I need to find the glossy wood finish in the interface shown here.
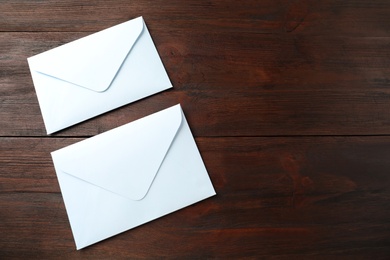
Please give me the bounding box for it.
[1,1,389,258]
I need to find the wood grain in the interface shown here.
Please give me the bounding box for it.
[1,137,389,258]
[1,0,390,258]
[1,31,390,136]
[1,0,390,37]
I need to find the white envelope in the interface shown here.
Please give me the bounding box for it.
[51,104,216,249]
[27,16,172,134]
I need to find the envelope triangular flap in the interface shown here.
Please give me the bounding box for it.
[56,105,183,200]
[29,16,144,92]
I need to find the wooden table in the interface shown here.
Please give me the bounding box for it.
[1,1,390,258]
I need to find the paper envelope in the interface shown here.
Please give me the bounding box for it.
[27,16,172,134]
[51,104,216,249]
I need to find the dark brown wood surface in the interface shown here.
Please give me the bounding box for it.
[1,0,389,258]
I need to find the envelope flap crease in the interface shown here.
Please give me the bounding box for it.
[55,105,183,201]
[28,17,144,92]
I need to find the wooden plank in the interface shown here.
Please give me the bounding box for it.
[1,32,390,136]
[0,137,389,257]
[1,0,390,37]
[3,88,390,137]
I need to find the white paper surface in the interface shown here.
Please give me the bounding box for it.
[28,16,172,134]
[51,104,216,249]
